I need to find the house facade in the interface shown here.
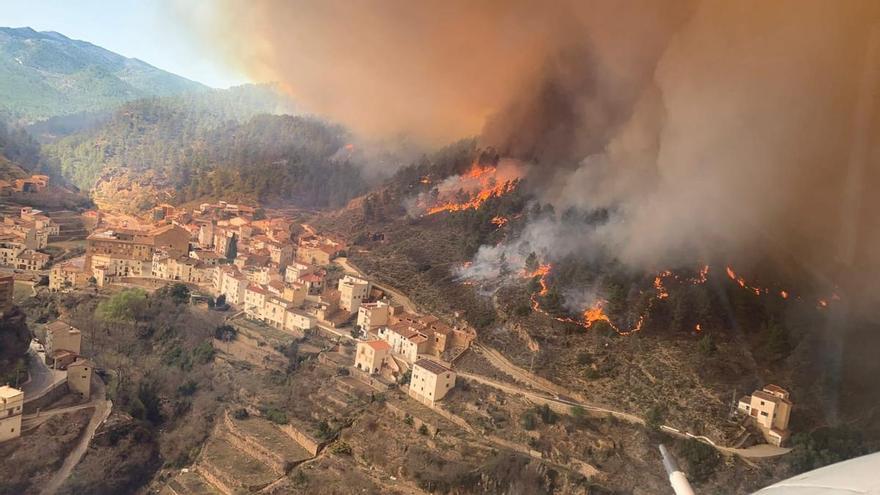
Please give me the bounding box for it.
[738,384,793,446]
[408,359,456,407]
[355,340,391,375]
[0,386,23,442]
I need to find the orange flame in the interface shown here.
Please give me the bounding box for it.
[654,270,673,299]
[653,266,707,300]
[727,264,834,308]
[523,263,647,336]
[425,163,519,215]
[491,216,509,228]
[695,323,702,333]
[696,265,710,283]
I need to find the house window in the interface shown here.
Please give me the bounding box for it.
[761,411,768,416]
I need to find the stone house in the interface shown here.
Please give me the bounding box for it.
[67,359,93,400]
[377,323,429,363]
[44,320,81,364]
[738,384,793,446]
[0,385,23,442]
[355,340,391,375]
[357,301,390,331]
[408,359,456,407]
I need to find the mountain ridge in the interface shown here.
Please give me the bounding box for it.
[0,26,209,122]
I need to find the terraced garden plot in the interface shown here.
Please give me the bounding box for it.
[162,470,222,495]
[231,416,313,464]
[200,437,278,489]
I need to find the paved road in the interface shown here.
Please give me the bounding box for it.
[41,379,112,495]
[334,257,419,313]
[21,401,97,431]
[21,342,67,402]
[457,371,645,425]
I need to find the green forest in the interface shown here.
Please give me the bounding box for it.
[38,88,366,209]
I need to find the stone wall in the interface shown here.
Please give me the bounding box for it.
[221,412,287,473]
[22,380,68,413]
[384,401,444,437]
[278,422,325,456]
[195,464,234,495]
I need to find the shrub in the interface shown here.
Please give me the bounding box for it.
[292,470,307,486]
[330,441,352,455]
[404,414,414,426]
[788,426,868,474]
[213,325,237,342]
[232,408,249,420]
[521,412,537,431]
[176,380,197,396]
[264,407,289,425]
[192,341,215,364]
[418,424,429,435]
[576,352,593,366]
[399,370,411,385]
[317,420,333,440]
[161,283,191,305]
[698,334,717,356]
[537,404,557,425]
[680,439,720,483]
[646,405,665,432]
[97,288,147,322]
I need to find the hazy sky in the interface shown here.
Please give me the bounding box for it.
[0,0,247,88]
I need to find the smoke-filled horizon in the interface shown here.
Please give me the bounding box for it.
[202,0,880,310]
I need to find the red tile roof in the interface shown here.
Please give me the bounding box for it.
[364,340,391,351]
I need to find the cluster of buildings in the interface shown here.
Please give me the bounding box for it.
[352,296,473,407]
[737,384,793,446]
[52,201,310,289]
[0,207,56,272]
[353,339,457,407]
[0,174,50,195]
[48,201,361,332]
[357,303,474,363]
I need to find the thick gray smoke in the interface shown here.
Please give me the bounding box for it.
[199,0,880,309]
[484,1,880,311]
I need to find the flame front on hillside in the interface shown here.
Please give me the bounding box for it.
[519,263,813,336]
[412,160,524,216]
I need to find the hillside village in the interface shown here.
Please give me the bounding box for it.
[0,191,805,495]
[3,9,879,493]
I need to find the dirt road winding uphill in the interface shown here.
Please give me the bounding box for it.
[40,380,112,495]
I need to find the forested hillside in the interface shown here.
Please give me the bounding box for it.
[0,116,40,169]
[0,27,207,121]
[42,89,366,211]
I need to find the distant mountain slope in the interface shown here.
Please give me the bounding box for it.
[43,91,364,213]
[0,27,208,122]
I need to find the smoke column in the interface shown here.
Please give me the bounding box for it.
[198,0,880,309]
